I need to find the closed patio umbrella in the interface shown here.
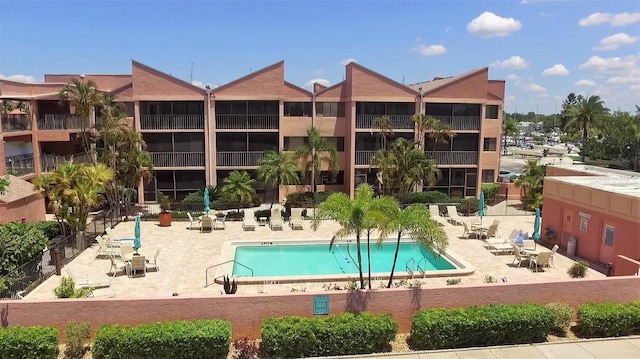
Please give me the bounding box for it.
[478,191,485,225]
[204,188,210,215]
[533,208,541,240]
[133,214,141,254]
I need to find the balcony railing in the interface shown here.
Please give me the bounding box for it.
[5,154,35,176]
[151,152,205,167]
[355,151,378,166]
[215,114,279,130]
[425,151,478,165]
[1,114,31,132]
[41,152,92,172]
[431,116,480,131]
[37,114,87,130]
[140,114,204,130]
[216,151,265,167]
[355,115,414,130]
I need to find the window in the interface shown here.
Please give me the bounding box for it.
[481,170,495,183]
[483,138,497,151]
[452,133,479,151]
[320,170,344,185]
[284,137,308,151]
[486,105,499,119]
[326,137,345,152]
[316,102,345,117]
[284,102,312,116]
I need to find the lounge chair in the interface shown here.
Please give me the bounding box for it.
[270,208,284,230]
[200,216,213,233]
[127,256,146,278]
[64,268,111,289]
[187,212,201,230]
[429,205,448,226]
[120,243,135,261]
[289,208,304,230]
[95,236,118,259]
[511,244,532,268]
[146,249,160,272]
[530,251,552,271]
[484,229,518,255]
[214,215,226,230]
[107,253,127,277]
[446,206,464,226]
[242,211,257,231]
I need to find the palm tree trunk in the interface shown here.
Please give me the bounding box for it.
[386,231,402,288]
[366,232,372,289]
[356,234,364,289]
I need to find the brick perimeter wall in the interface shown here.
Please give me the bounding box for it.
[3,277,639,340]
[0,195,46,224]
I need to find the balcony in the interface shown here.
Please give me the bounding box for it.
[216,151,265,167]
[355,151,378,166]
[425,151,478,165]
[41,152,92,172]
[5,154,35,176]
[140,114,204,130]
[1,114,31,132]
[215,114,278,130]
[355,115,414,130]
[431,116,480,131]
[37,114,87,130]
[151,152,205,167]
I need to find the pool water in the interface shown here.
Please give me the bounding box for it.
[232,241,456,277]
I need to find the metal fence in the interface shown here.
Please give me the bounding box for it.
[0,209,120,300]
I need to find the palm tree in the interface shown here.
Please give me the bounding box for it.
[560,93,584,129]
[294,127,338,194]
[428,120,456,154]
[515,159,546,211]
[374,115,394,150]
[0,100,16,114]
[564,95,609,162]
[502,116,519,154]
[412,114,436,150]
[59,79,101,153]
[257,150,300,207]
[362,195,398,288]
[221,171,257,212]
[384,203,448,288]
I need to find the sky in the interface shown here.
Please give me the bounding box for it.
[0,0,639,115]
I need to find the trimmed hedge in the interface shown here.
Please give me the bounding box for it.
[261,312,398,358]
[401,191,451,205]
[92,319,231,359]
[576,302,640,337]
[410,304,554,350]
[0,325,58,359]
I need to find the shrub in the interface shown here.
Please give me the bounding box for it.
[545,303,575,332]
[254,209,271,219]
[286,191,335,207]
[92,319,231,359]
[576,303,638,337]
[446,278,462,285]
[0,222,50,276]
[53,277,93,299]
[34,221,61,240]
[261,312,398,358]
[481,183,501,200]
[225,211,244,220]
[456,198,479,215]
[410,304,554,350]
[64,321,91,358]
[0,325,59,359]
[568,260,589,278]
[232,337,259,359]
[401,191,451,204]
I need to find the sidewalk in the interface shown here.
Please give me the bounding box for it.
[320,337,640,359]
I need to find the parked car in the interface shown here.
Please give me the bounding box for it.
[498,170,519,183]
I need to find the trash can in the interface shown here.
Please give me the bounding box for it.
[567,237,577,257]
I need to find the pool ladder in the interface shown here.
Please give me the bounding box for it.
[406,257,428,278]
[204,260,254,288]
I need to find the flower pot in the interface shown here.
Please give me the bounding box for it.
[158,212,173,227]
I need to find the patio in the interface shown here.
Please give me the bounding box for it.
[25,213,604,300]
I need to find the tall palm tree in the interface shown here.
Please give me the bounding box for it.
[59,79,101,153]
[221,171,257,212]
[502,116,519,154]
[374,115,394,150]
[257,150,300,207]
[411,114,436,151]
[383,203,448,288]
[428,120,456,154]
[564,95,609,162]
[294,127,338,194]
[362,195,398,288]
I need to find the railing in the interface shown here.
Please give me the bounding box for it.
[1,114,31,132]
[431,116,480,131]
[355,114,414,129]
[140,114,204,130]
[425,151,478,165]
[216,151,265,167]
[205,260,254,287]
[355,151,378,166]
[151,152,205,167]
[215,114,279,130]
[41,152,91,172]
[5,154,35,176]
[37,114,87,130]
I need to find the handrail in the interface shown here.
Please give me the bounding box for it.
[345,241,361,271]
[406,257,415,278]
[416,257,427,277]
[205,260,254,287]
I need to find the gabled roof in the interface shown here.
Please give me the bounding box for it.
[212,61,285,94]
[409,67,488,94]
[488,91,503,100]
[313,83,327,93]
[284,81,312,96]
[0,175,39,203]
[348,62,419,96]
[131,60,205,94]
[316,81,345,96]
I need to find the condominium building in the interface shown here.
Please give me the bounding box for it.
[0,61,504,203]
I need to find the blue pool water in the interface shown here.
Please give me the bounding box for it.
[232,241,456,277]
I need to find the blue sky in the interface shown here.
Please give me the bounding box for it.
[0,0,638,114]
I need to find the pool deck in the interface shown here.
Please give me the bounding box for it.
[26,214,604,300]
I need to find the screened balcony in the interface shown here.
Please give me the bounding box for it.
[355,102,415,130]
[41,152,91,172]
[143,133,205,167]
[425,151,478,165]
[215,101,279,130]
[5,154,35,176]
[1,114,31,132]
[139,101,205,130]
[151,152,205,167]
[354,132,414,166]
[216,132,277,167]
[426,103,481,131]
[37,114,87,130]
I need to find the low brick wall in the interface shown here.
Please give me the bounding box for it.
[3,277,639,339]
[615,255,640,276]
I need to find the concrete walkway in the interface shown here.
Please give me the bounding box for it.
[320,337,640,359]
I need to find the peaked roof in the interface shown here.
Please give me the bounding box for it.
[212,61,285,94]
[316,81,345,96]
[0,175,39,203]
[348,62,419,96]
[131,60,205,94]
[408,67,488,94]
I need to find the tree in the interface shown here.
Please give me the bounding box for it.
[59,79,101,153]
[257,150,300,207]
[294,127,338,194]
[412,114,436,151]
[0,176,9,194]
[428,120,456,153]
[374,115,394,150]
[582,109,640,171]
[560,93,584,130]
[221,171,257,212]
[362,194,397,289]
[502,116,519,154]
[0,100,16,114]
[514,159,546,211]
[564,95,609,162]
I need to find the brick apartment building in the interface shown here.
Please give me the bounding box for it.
[0,61,504,203]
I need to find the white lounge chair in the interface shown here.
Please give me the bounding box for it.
[64,268,111,289]
[95,236,118,259]
[429,205,448,226]
[289,208,304,230]
[214,215,226,230]
[187,212,201,230]
[512,244,532,268]
[146,249,160,272]
[446,206,464,226]
[242,211,256,231]
[270,208,284,230]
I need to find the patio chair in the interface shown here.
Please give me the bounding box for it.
[242,211,256,231]
[511,244,532,268]
[428,205,448,226]
[120,243,135,261]
[461,221,472,239]
[270,208,284,230]
[146,249,160,272]
[522,239,536,251]
[95,236,118,259]
[483,224,498,239]
[127,256,146,278]
[107,253,127,277]
[214,215,226,230]
[187,212,201,230]
[289,208,304,230]
[446,206,464,226]
[549,244,559,268]
[491,219,501,227]
[64,268,111,289]
[530,251,552,271]
[200,216,213,233]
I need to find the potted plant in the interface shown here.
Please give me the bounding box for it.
[157,192,172,227]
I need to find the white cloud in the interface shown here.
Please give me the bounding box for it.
[506,74,521,80]
[191,80,217,89]
[0,74,37,83]
[506,95,517,102]
[575,79,596,87]
[491,56,530,69]
[579,12,640,27]
[593,32,638,51]
[410,44,447,56]
[340,58,357,66]
[467,12,522,38]
[579,55,638,74]
[542,64,569,76]
[522,82,547,93]
[305,78,330,88]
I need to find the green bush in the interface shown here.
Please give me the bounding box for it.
[0,325,59,359]
[92,319,231,359]
[225,211,244,220]
[261,312,398,358]
[481,183,501,199]
[401,191,451,204]
[568,261,589,278]
[410,304,554,350]
[254,209,271,219]
[53,277,93,298]
[64,321,91,358]
[456,198,479,215]
[0,222,50,276]
[34,221,61,240]
[286,191,335,206]
[576,303,638,337]
[545,303,575,332]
